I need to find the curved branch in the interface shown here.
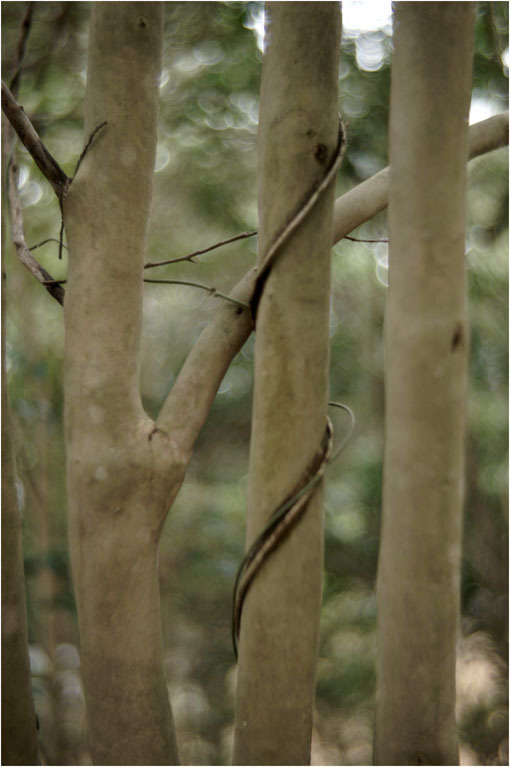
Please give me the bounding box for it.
[9,2,34,98]
[466,110,509,159]
[148,113,508,275]
[157,112,508,453]
[1,81,68,199]
[143,277,250,308]
[7,160,65,305]
[156,268,256,453]
[144,230,257,269]
[332,111,508,243]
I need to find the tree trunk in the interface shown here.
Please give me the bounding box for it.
[233,3,341,764]
[2,112,39,765]
[62,5,257,762]
[2,278,39,767]
[374,4,475,765]
[63,4,180,764]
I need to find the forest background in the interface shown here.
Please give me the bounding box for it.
[1,1,508,764]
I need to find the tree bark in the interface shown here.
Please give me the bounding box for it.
[233,3,341,764]
[63,4,180,764]
[374,4,475,764]
[331,111,508,246]
[2,270,39,767]
[2,113,39,766]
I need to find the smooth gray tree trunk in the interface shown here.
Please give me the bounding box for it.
[2,115,39,766]
[63,4,257,763]
[233,3,341,764]
[374,4,475,764]
[63,5,180,763]
[4,3,506,764]
[2,279,39,767]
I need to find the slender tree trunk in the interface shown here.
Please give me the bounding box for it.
[374,4,475,764]
[2,309,39,767]
[62,4,259,760]
[2,112,39,765]
[233,3,341,764]
[2,3,506,766]
[63,5,181,764]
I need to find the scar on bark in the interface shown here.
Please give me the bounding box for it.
[314,143,329,164]
[148,426,167,442]
[450,322,463,351]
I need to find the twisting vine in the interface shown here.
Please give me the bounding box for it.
[231,117,352,657]
[232,402,355,658]
[250,118,347,322]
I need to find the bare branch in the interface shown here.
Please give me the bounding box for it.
[9,2,34,97]
[144,230,257,270]
[156,268,256,453]
[2,7,64,304]
[156,113,508,451]
[144,277,250,308]
[332,111,508,243]
[3,104,505,357]
[344,235,388,243]
[29,237,67,252]
[467,111,509,160]
[147,113,507,276]
[1,81,69,199]
[7,161,65,305]
[74,121,108,177]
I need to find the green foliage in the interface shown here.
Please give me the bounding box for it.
[2,3,507,764]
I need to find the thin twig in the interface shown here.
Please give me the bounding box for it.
[147,115,507,274]
[29,237,68,252]
[143,278,250,309]
[144,230,388,272]
[42,276,250,310]
[1,80,69,199]
[7,162,65,305]
[344,234,388,244]
[58,216,65,260]
[3,8,64,304]
[9,2,34,98]
[51,121,108,261]
[74,121,108,177]
[144,230,257,270]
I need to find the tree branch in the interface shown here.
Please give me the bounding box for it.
[156,112,507,454]
[466,110,509,160]
[144,230,257,269]
[156,268,256,453]
[2,3,64,305]
[144,277,250,308]
[6,160,65,305]
[1,81,69,199]
[332,111,508,243]
[9,2,34,98]
[147,113,507,275]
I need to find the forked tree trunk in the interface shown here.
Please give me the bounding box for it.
[374,4,475,764]
[5,2,506,763]
[63,5,180,764]
[62,4,258,762]
[233,3,341,764]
